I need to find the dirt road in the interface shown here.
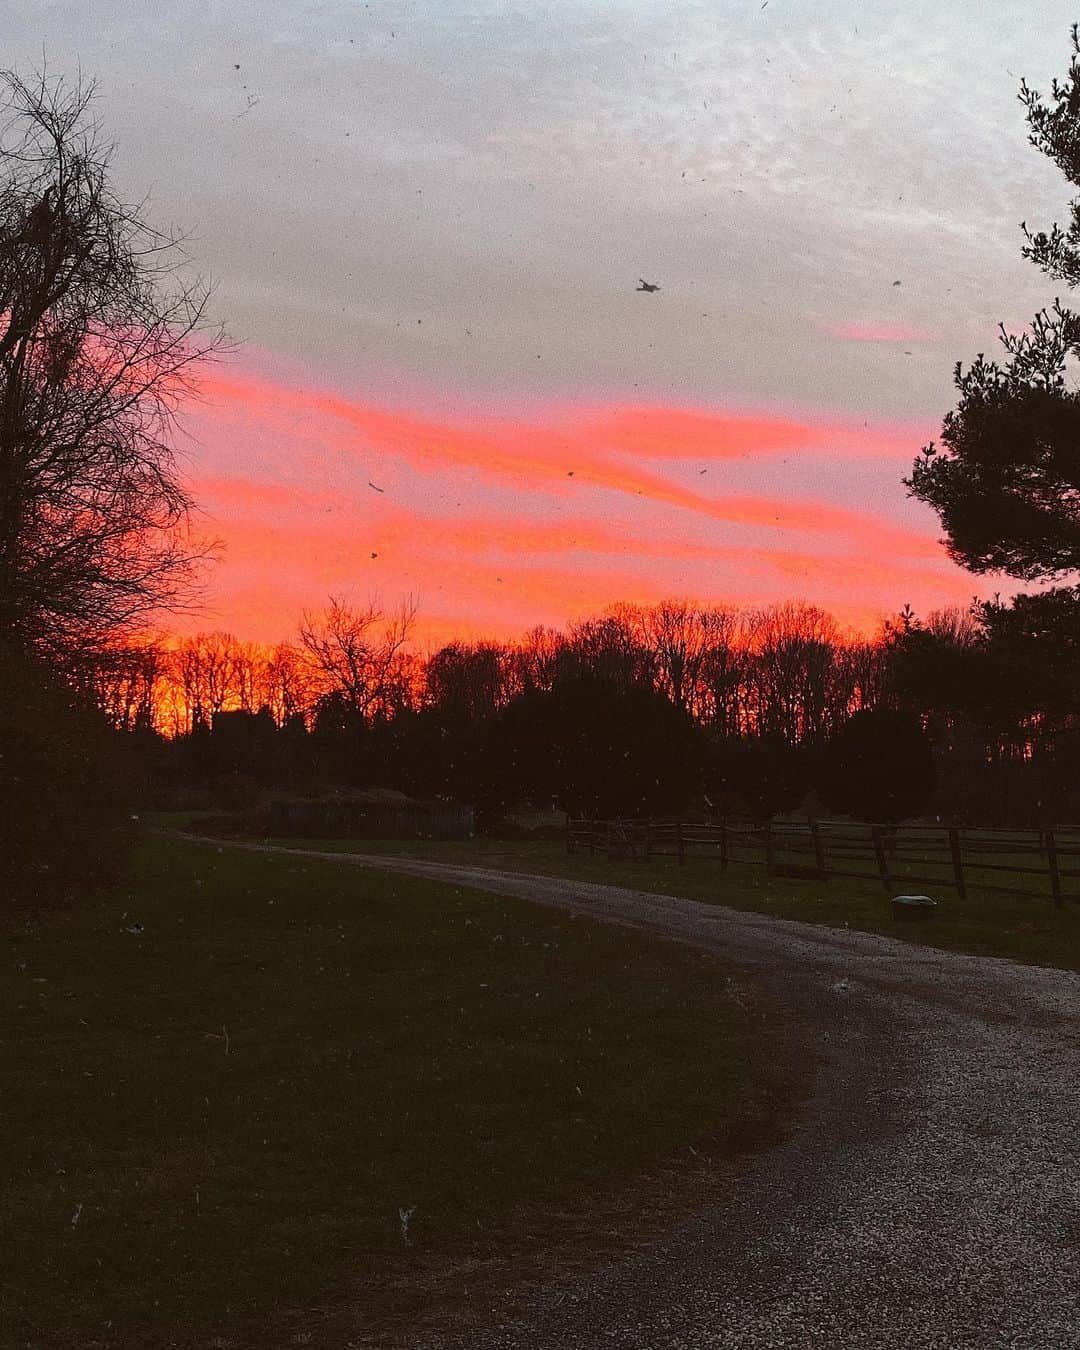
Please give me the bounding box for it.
[207,843,1080,1348]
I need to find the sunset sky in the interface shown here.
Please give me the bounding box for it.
[11,3,1076,647]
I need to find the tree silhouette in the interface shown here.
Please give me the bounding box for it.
[977,586,1080,727]
[704,732,809,821]
[481,670,701,819]
[816,709,935,825]
[0,69,224,662]
[1,642,127,903]
[299,596,416,720]
[907,29,1080,581]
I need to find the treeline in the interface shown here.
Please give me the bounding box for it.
[88,590,1080,829]
[90,599,881,740]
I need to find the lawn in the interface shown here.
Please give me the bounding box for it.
[249,833,1080,972]
[0,835,779,1349]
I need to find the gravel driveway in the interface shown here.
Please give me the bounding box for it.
[214,843,1080,1348]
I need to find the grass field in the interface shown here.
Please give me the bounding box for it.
[247,833,1080,973]
[1,835,778,1349]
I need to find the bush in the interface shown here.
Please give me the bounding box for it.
[481,674,703,819]
[0,645,130,906]
[704,733,810,821]
[816,708,935,824]
[210,771,264,813]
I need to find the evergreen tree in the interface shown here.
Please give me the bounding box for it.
[907,28,1080,580]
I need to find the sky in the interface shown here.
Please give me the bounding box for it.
[10,2,1080,647]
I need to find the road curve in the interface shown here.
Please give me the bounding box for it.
[203,842,1080,1349]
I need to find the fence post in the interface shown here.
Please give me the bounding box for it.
[676,818,685,866]
[566,816,574,854]
[1046,830,1062,908]
[810,820,827,877]
[720,817,728,871]
[948,827,966,899]
[871,825,892,894]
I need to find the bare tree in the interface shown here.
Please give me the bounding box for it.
[697,606,754,737]
[173,631,244,730]
[507,624,564,696]
[424,641,508,719]
[299,595,417,721]
[0,68,224,663]
[745,603,842,744]
[261,641,316,725]
[633,600,717,717]
[230,639,264,713]
[81,638,167,731]
[834,637,889,718]
[925,606,981,649]
[563,609,656,690]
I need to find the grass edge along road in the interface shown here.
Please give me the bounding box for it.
[0,835,795,1350]
[247,833,1080,973]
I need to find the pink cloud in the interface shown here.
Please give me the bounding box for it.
[184,477,972,647]
[821,321,935,344]
[169,354,976,645]
[191,364,939,550]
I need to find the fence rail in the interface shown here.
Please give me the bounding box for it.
[565,817,1080,906]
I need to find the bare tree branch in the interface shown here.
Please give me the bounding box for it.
[0,66,227,665]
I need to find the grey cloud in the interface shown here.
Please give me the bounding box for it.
[7,0,1077,417]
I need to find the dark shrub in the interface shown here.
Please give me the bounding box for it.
[704,733,810,821]
[0,644,129,905]
[816,708,935,824]
[481,672,703,819]
[210,770,264,813]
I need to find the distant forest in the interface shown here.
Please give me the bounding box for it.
[76,590,1080,829]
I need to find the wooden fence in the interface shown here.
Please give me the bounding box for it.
[566,817,1080,907]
